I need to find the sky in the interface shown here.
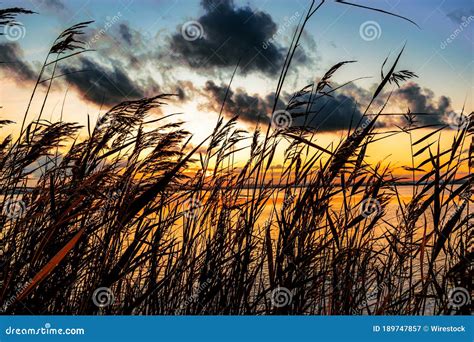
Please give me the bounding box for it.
[0,0,473,175]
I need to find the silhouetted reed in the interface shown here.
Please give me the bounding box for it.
[0,2,472,316]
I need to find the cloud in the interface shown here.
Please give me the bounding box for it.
[302,93,367,131]
[391,82,450,125]
[328,82,452,127]
[199,79,456,132]
[60,57,148,106]
[446,8,474,24]
[175,80,200,101]
[0,42,35,82]
[200,80,275,124]
[119,23,133,45]
[200,80,368,131]
[82,21,149,71]
[169,0,304,75]
[37,0,67,12]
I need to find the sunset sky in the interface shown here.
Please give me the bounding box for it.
[0,0,472,175]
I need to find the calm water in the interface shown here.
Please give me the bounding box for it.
[2,185,470,230]
[250,184,471,231]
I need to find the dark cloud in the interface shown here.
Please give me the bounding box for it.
[175,80,199,101]
[302,93,366,131]
[392,82,450,125]
[176,86,186,100]
[200,80,454,132]
[0,42,35,81]
[336,82,452,127]
[60,57,147,106]
[119,23,133,45]
[169,0,302,75]
[201,80,366,131]
[201,81,275,123]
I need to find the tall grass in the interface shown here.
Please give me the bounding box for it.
[0,3,472,315]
